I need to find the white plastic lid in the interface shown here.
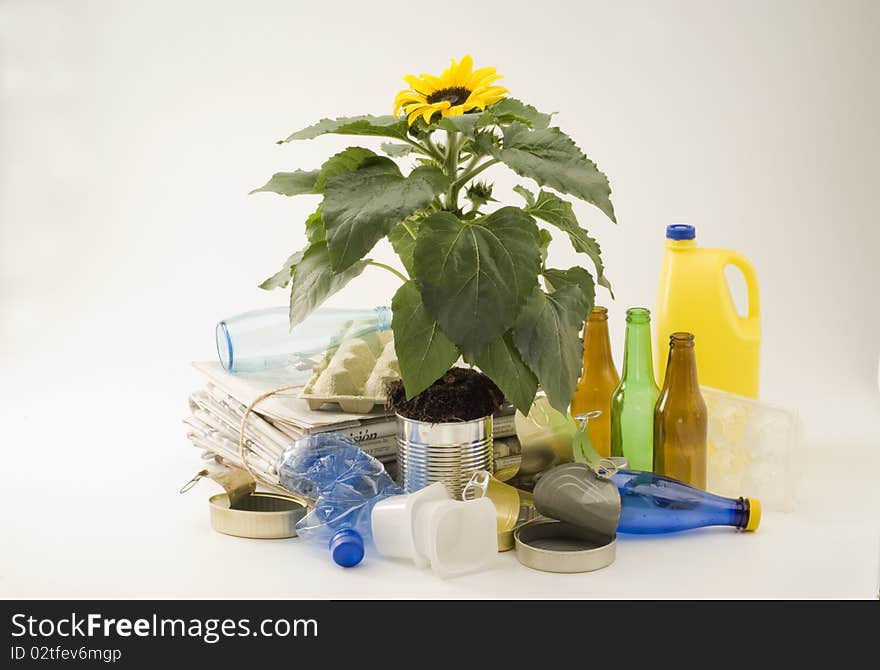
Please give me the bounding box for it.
[417,497,499,579]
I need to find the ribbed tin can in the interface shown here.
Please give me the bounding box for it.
[396,414,494,498]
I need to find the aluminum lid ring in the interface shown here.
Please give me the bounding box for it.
[514,518,616,573]
[209,491,308,539]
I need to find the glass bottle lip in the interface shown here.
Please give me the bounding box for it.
[588,306,609,321]
[669,331,695,346]
[625,307,651,323]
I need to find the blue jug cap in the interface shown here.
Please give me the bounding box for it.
[666,224,695,240]
[329,529,365,568]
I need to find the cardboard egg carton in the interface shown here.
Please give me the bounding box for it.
[300,330,400,413]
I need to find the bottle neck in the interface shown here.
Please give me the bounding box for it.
[665,239,698,251]
[662,342,700,393]
[584,316,615,368]
[374,305,392,331]
[621,320,655,384]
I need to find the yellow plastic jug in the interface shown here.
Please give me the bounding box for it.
[654,225,761,398]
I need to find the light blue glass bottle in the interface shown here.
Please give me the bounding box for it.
[216,306,391,373]
[611,469,761,534]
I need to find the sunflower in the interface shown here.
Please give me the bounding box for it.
[393,55,508,126]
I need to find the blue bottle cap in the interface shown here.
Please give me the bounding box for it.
[329,529,364,568]
[666,224,695,240]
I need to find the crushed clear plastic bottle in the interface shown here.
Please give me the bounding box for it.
[278,433,401,567]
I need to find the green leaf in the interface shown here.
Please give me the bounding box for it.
[288,242,368,327]
[538,228,553,264]
[513,184,536,208]
[486,98,553,129]
[282,115,409,143]
[438,113,485,138]
[468,130,500,157]
[388,220,419,276]
[409,165,450,195]
[498,124,616,223]
[249,170,319,196]
[314,147,376,193]
[413,207,541,357]
[470,333,538,414]
[391,281,460,398]
[305,206,325,244]
[527,190,612,293]
[512,285,590,414]
[542,267,596,319]
[322,157,436,271]
[259,249,305,290]
[381,142,415,157]
[260,205,327,290]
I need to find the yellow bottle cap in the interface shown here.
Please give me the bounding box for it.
[744,498,761,531]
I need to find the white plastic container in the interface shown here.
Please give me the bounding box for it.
[371,482,498,578]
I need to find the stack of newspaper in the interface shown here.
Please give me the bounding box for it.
[184,361,519,491]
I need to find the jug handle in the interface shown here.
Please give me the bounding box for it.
[720,250,760,335]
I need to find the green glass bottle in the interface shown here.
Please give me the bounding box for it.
[611,308,660,471]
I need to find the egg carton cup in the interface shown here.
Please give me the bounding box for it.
[300,331,399,413]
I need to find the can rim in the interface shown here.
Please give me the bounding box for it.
[394,412,492,428]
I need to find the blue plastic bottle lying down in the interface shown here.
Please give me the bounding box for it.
[611,469,762,534]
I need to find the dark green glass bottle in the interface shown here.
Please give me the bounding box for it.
[611,308,660,471]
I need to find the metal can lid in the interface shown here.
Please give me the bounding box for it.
[209,492,308,539]
[514,518,616,573]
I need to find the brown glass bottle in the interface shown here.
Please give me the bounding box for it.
[571,306,620,457]
[653,332,707,489]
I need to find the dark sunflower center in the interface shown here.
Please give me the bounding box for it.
[426,86,472,106]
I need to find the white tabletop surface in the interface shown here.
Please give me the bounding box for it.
[2,360,878,600]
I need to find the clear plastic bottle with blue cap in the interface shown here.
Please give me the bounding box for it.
[216,306,392,373]
[278,433,499,574]
[278,433,402,568]
[655,224,761,397]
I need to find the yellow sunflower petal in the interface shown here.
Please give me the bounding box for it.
[421,106,438,124]
[440,60,457,86]
[479,85,508,100]
[403,103,427,116]
[470,72,504,90]
[462,93,487,111]
[454,55,474,85]
[395,90,425,104]
[444,105,466,117]
[469,66,497,81]
[394,91,426,115]
[419,73,445,91]
[407,105,429,125]
[404,74,435,95]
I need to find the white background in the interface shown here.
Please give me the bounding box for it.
[1,0,878,598]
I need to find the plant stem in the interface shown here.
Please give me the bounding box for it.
[403,138,441,162]
[453,158,500,193]
[423,135,444,162]
[367,260,408,283]
[443,131,463,210]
